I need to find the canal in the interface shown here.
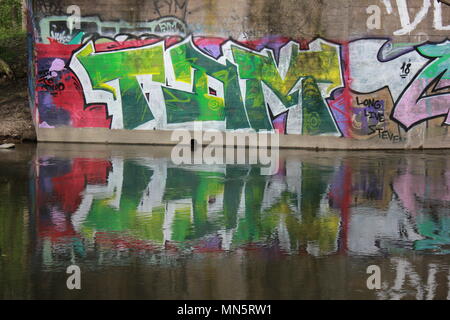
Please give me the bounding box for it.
[0,143,449,299]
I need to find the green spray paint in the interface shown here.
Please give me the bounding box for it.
[418,42,450,80]
[73,42,165,129]
[163,40,250,129]
[302,77,339,135]
[231,41,342,134]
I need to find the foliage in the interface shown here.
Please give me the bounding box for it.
[0,31,26,79]
[0,1,26,80]
[0,57,14,82]
[0,0,22,33]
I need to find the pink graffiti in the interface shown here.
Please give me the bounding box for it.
[393,77,450,129]
[49,58,65,77]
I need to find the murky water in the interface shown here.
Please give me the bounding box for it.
[1,143,449,299]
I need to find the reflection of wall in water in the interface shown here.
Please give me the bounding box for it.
[32,154,450,268]
[33,156,345,265]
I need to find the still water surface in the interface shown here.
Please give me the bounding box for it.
[0,143,449,299]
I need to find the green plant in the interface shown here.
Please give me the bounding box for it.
[0,0,26,80]
[0,30,26,79]
[0,0,22,33]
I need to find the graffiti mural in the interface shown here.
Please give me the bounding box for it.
[393,41,450,129]
[38,16,188,44]
[29,3,450,143]
[35,36,344,134]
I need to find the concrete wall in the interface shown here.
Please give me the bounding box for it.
[27,0,450,149]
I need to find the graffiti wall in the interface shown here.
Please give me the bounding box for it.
[27,0,450,147]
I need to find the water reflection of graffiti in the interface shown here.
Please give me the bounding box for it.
[34,157,342,257]
[392,158,450,253]
[32,155,450,267]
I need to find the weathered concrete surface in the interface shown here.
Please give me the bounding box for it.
[32,0,450,42]
[36,127,448,150]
